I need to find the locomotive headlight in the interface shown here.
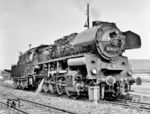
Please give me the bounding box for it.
[106,76,116,86]
[91,69,97,75]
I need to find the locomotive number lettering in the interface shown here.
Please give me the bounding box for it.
[106,46,120,52]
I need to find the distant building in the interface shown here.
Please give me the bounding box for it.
[0,70,11,80]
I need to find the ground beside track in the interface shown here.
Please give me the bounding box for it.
[0,86,149,114]
[129,74,150,103]
[132,73,150,94]
[131,83,150,95]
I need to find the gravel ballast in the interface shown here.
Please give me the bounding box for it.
[0,86,149,114]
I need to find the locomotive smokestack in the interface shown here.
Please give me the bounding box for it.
[92,21,103,27]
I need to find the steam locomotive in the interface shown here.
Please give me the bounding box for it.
[11,21,142,99]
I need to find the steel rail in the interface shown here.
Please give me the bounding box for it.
[125,100,150,110]
[99,99,150,111]
[1,84,150,112]
[18,98,77,114]
[0,86,77,114]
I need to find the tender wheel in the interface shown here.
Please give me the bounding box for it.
[42,83,49,92]
[21,81,27,90]
[48,84,56,93]
[16,81,21,89]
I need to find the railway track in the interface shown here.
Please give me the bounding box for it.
[0,92,77,114]
[98,99,150,112]
[68,92,150,112]
[18,98,76,114]
[61,92,150,112]
[0,84,150,114]
[124,100,150,111]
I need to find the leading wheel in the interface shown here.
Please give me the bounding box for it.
[42,83,49,93]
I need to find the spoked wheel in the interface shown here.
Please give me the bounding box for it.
[21,81,28,90]
[56,79,64,95]
[65,87,73,97]
[13,81,18,89]
[16,81,21,89]
[42,83,49,93]
[48,76,56,93]
[21,82,25,90]
[48,84,56,93]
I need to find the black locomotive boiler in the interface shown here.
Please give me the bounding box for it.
[11,21,142,100]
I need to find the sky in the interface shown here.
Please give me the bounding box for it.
[0,0,150,70]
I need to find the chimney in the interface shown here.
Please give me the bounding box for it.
[29,44,32,49]
[92,21,103,27]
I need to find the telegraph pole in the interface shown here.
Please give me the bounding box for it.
[87,3,90,28]
[84,3,90,29]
